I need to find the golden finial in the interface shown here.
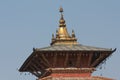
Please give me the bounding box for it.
[56,30,59,38]
[52,33,55,42]
[59,7,66,27]
[59,7,63,13]
[72,29,75,38]
[52,33,54,39]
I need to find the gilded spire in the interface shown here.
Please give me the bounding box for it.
[59,7,66,27]
[56,7,70,39]
[51,7,78,45]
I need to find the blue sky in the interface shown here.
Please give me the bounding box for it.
[0,0,120,80]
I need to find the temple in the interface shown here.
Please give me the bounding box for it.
[19,7,116,80]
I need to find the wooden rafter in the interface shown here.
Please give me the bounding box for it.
[22,56,34,71]
[32,57,42,70]
[91,53,105,67]
[33,61,42,71]
[34,58,43,70]
[41,54,52,67]
[37,54,50,68]
[29,65,40,77]
[31,61,40,71]
[39,70,51,79]
[37,57,48,69]
[96,52,111,67]
[32,58,47,77]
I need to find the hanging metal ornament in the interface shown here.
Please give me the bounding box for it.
[20,72,22,75]
[100,65,102,70]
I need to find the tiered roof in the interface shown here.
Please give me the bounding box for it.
[19,7,116,80]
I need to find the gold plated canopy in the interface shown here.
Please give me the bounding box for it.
[51,7,78,45]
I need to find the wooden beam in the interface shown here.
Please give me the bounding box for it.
[31,61,40,71]
[53,53,57,67]
[32,57,44,70]
[37,54,50,68]
[22,56,34,71]
[34,59,43,70]
[39,70,49,78]
[64,53,69,67]
[29,65,40,77]
[96,52,110,67]
[37,57,48,68]
[32,61,45,77]
[41,54,52,67]
[31,63,39,71]
[30,63,41,76]
[88,52,93,67]
[30,61,47,78]
[76,53,81,67]
[91,53,105,67]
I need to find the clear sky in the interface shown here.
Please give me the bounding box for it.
[0,0,120,80]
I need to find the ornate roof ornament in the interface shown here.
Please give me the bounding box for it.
[59,7,66,27]
[59,7,63,13]
[51,7,78,45]
[72,29,76,38]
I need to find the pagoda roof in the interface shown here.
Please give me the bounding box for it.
[19,7,116,79]
[34,44,113,52]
